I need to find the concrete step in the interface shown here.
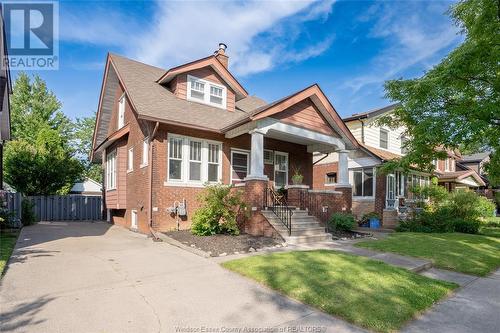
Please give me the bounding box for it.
[286,233,332,245]
[273,226,327,237]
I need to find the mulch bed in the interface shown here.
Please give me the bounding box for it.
[331,230,372,240]
[164,230,283,257]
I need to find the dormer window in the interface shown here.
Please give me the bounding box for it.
[187,75,227,109]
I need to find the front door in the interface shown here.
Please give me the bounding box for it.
[386,174,396,209]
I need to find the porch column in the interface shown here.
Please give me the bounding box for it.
[246,129,268,180]
[337,150,350,187]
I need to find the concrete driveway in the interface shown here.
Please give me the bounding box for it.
[0,222,364,333]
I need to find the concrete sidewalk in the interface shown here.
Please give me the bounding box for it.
[402,268,500,333]
[0,222,366,333]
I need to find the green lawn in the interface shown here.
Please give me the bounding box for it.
[0,230,19,275]
[222,250,456,332]
[356,232,500,276]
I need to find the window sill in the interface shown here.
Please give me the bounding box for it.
[140,163,148,169]
[127,169,133,173]
[352,196,375,201]
[164,181,205,188]
[106,188,116,192]
[324,183,337,187]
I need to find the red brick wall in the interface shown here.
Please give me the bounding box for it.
[148,124,313,232]
[375,168,387,224]
[312,162,338,190]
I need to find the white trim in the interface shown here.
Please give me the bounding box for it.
[274,151,288,188]
[105,150,117,190]
[140,137,149,168]
[166,133,223,185]
[127,147,134,172]
[379,128,389,149]
[264,149,274,165]
[187,74,227,109]
[230,148,250,184]
[117,93,125,129]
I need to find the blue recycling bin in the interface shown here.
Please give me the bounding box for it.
[369,218,380,229]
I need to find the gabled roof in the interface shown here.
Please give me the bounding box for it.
[360,144,402,162]
[156,55,248,99]
[436,169,486,186]
[343,103,400,122]
[459,152,490,163]
[223,84,359,149]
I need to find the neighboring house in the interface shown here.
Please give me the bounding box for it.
[313,104,487,226]
[458,152,490,176]
[0,8,12,191]
[313,104,432,226]
[91,44,357,236]
[69,178,103,196]
[434,151,485,191]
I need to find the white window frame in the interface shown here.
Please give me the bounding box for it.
[444,158,450,171]
[380,129,389,149]
[141,137,149,168]
[117,94,126,129]
[127,147,134,172]
[230,149,250,184]
[106,150,117,190]
[207,142,222,183]
[188,139,203,182]
[274,151,288,188]
[350,167,375,198]
[131,209,138,229]
[187,75,227,109]
[263,149,274,165]
[165,134,223,186]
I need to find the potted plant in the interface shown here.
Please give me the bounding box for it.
[361,212,380,229]
[291,165,304,185]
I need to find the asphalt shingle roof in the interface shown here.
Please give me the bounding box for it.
[110,54,263,132]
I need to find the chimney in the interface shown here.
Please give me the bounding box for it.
[215,42,228,68]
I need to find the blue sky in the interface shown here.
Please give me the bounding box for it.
[14,0,462,120]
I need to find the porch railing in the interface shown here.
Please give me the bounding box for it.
[263,187,292,236]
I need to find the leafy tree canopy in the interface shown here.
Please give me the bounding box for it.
[5,73,84,194]
[380,0,500,184]
[72,114,102,182]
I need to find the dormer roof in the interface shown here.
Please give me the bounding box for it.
[156,55,248,99]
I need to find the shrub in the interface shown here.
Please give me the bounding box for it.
[448,191,495,220]
[329,213,355,231]
[191,184,246,236]
[21,199,36,226]
[452,218,480,234]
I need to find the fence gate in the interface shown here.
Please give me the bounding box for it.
[27,195,102,222]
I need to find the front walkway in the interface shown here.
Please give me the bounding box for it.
[0,222,365,333]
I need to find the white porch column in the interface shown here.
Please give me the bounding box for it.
[245,129,268,180]
[337,150,350,187]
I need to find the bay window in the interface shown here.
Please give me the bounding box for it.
[351,167,374,197]
[167,134,222,184]
[106,150,117,190]
[187,75,227,109]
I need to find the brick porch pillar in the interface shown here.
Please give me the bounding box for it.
[287,185,309,209]
[335,186,352,213]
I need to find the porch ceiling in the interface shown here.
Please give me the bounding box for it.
[225,118,345,153]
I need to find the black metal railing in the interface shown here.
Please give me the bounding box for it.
[263,187,292,235]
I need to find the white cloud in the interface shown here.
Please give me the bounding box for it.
[59,0,336,76]
[345,1,461,92]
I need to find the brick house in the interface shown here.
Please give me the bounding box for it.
[313,104,485,227]
[91,44,358,239]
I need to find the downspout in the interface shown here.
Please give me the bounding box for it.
[359,119,365,144]
[148,122,160,241]
[313,153,330,166]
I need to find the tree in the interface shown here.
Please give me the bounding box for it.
[4,128,83,195]
[4,73,84,194]
[72,114,102,182]
[381,0,500,184]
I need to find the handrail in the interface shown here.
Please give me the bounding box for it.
[263,187,292,236]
